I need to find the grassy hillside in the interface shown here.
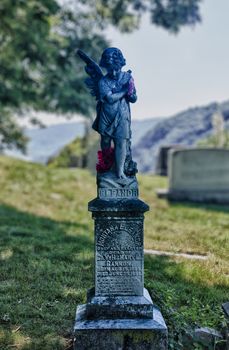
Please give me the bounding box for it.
[48,134,99,173]
[0,156,228,349]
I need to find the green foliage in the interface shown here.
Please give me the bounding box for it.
[48,137,87,168]
[197,131,229,148]
[149,0,202,33]
[0,0,107,150]
[0,0,59,110]
[0,111,28,152]
[92,0,202,33]
[38,1,112,117]
[0,156,228,349]
[198,111,229,149]
[0,0,202,151]
[48,132,99,171]
[0,0,59,151]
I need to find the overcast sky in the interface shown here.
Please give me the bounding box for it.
[107,0,229,119]
[30,0,229,126]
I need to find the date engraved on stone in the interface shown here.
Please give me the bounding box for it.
[95,221,143,296]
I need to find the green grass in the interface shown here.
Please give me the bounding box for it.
[0,156,228,349]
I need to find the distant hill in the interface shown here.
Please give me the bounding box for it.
[5,118,161,165]
[5,122,85,164]
[133,100,229,173]
[47,119,162,172]
[5,100,229,173]
[131,118,162,144]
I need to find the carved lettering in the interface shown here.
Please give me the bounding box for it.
[95,220,143,296]
[98,188,138,199]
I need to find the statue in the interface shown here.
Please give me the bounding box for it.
[74,48,168,350]
[77,48,138,184]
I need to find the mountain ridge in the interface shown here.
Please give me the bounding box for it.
[4,99,229,173]
[133,100,229,173]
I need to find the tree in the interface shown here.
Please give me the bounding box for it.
[0,0,202,151]
[89,0,202,33]
[0,0,60,150]
[197,111,229,148]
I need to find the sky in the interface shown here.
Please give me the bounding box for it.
[27,0,229,126]
[107,0,229,119]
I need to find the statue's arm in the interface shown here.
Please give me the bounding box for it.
[126,76,137,103]
[99,78,128,104]
[127,91,137,103]
[105,89,127,104]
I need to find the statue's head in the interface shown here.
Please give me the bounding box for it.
[99,48,126,71]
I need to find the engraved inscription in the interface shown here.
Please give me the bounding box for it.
[95,220,143,296]
[98,188,138,199]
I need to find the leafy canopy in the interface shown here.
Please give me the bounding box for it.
[0,0,202,151]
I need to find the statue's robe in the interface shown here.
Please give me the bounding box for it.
[92,72,137,140]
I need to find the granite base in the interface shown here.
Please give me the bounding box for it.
[73,288,168,350]
[86,288,154,319]
[73,197,167,349]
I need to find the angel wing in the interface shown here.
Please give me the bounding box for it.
[77,49,103,100]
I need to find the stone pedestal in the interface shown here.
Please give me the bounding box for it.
[73,197,168,349]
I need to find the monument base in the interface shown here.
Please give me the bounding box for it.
[73,197,167,349]
[156,188,229,204]
[73,288,168,350]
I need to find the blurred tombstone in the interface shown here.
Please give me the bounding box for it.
[155,145,184,176]
[157,148,229,203]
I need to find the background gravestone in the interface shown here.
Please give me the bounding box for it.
[155,145,184,176]
[157,148,229,203]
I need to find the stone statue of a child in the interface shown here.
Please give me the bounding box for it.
[77,47,137,180]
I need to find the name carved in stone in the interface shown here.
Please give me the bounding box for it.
[95,221,143,296]
[98,188,138,199]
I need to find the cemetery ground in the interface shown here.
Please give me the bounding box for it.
[0,156,228,350]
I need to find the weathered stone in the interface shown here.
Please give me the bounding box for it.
[89,198,148,297]
[155,145,184,176]
[86,288,154,319]
[181,329,195,349]
[75,47,167,349]
[194,327,223,348]
[157,148,229,203]
[95,217,143,295]
[74,304,168,350]
[222,302,229,320]
[88,197,149,213]
[222,303,229,350]
[97,171,138,199]
[74,198,168,350]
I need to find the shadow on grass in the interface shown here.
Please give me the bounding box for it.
[145,254,229,349]
[0,204,94,350]
[0,204,228,349]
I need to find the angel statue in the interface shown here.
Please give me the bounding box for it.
[77,47,138,182]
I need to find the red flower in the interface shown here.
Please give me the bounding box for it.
[96,147,114,173]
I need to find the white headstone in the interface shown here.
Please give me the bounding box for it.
[159,148,229,203]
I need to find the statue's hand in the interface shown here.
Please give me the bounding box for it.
[112,86,121,93]
[127,78,135,96]
[122,83,130,92]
